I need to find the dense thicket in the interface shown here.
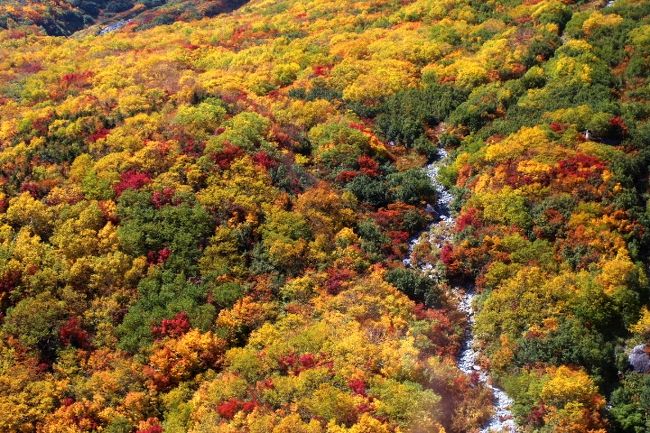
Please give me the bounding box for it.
[0,0,648,432]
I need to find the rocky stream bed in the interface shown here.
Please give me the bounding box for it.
[405,148,518,433]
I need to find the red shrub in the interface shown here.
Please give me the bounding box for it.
[89,127,110,142]
[509,62,526,77]
[545,208,564,224]
[147,247,172,266]
[270,124,294,148]
[136,419,163,433]
[20,182,44,198]
[325,268,356,295]
[412,305,462,356]
[554,154,605,181]
[152,311,191,339]
[278,352,323,373]
[213,143,243,170]
[151,187,176,209]
[312,64,332,76]
[439,243,455,266]
[357,402,373,413]
[31,114,53,135]
[358,155,379,177]
[7,29,29,40]
[253,151,277,169]
[219,90,247,106]
[428,309,460,356]
[527,403,547,427]
[226,25,249,47]
[455,207,481,232]
[182,42,200,51]
[515,15,533,24]
[348,378,367,396]
[21,178,59,199]
[114,170,151,197]
[0,268,21,295]
[336,170,360,183]
[241,400,258,412]
[387,230,410,244]
[181,137,205,157]
[349,122,366,132]
[413,303,430,321]
[138,426,162,433]
[299,353,316,369]
[487,69,501,82]
[502,160,538,188]
[217,399,241,419]
[216,398,257,419]
[278,353,298,372]
[60,71,93,89]
[373,208,400,228]
[59,317,90,349]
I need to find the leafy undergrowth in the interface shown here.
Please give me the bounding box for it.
[0,0,649,432]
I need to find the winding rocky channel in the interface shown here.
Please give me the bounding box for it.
[405,148,518,433]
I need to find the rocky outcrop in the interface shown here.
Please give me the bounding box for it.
[629,344,650,373]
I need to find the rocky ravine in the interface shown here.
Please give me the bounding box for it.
[405,148,518,433]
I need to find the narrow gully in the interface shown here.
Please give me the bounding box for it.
[405,148,518,433]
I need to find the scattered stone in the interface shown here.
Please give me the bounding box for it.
[99,19,131,35]
[629,344,650,373]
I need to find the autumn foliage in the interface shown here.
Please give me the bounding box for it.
[0,0,648,432]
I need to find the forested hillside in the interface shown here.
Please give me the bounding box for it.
[0,0,649,432]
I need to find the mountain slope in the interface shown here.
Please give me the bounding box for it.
[0,0,247,36]
[0,0,648,432]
